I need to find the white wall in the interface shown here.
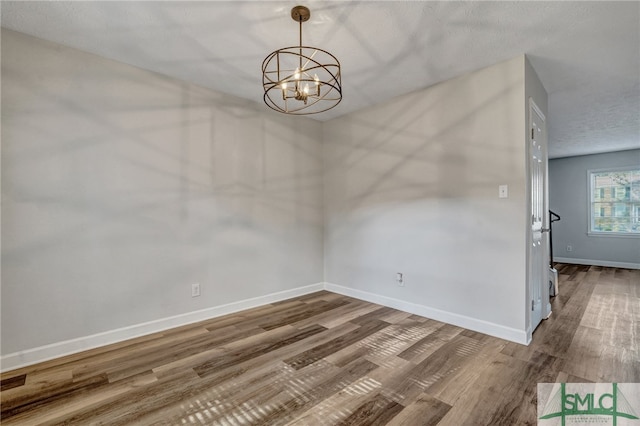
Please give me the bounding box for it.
[1,28,552,368]
[1,29,324,359]
[549,149,640,268]
[323,56,535,343]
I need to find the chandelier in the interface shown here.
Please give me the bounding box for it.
[262,5,342,115]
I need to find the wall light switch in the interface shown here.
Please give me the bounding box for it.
[499,185,508,198]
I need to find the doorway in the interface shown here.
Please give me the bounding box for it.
[529,98,550,334]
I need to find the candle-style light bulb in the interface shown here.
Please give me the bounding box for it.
[281,82,288,100]
[303,83,309,94]
[294,67,300,80]
[314,74,320,96]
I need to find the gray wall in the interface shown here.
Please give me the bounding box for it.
[1,30,324,355]
[323,56,537,341]
[549,149,640,267]
[1,28,554,359]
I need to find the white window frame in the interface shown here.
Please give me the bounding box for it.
[587,166,640,238]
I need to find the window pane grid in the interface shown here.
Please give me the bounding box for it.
[590,169,640,234]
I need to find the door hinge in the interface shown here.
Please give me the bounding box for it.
[531,128,535,139]
[532,300,534,311]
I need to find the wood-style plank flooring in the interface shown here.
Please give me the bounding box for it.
[1,264,638,425]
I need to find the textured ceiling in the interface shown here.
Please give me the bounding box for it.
[1,1,639,158]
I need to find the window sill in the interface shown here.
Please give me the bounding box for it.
[587,231,640,239]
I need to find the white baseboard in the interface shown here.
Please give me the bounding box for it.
[554,257,640,270]
[525,326,533,346]
[2,280,536,371]
[323,282,529,345]
[1,283,324,372]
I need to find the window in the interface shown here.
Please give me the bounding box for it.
[589,167,640,235]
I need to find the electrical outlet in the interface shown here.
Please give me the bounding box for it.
[396,272,404,287]
[191,283,201,297]
[566,244,573,252]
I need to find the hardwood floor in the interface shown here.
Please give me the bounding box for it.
[1,264,638,425]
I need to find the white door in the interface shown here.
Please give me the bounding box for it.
[529,99,549,332]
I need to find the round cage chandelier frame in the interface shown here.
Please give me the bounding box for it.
[262,5,342,115]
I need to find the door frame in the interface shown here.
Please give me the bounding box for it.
[527,98,551,340]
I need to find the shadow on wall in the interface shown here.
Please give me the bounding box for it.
[323,59,526,324]
[1,29,324,354]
